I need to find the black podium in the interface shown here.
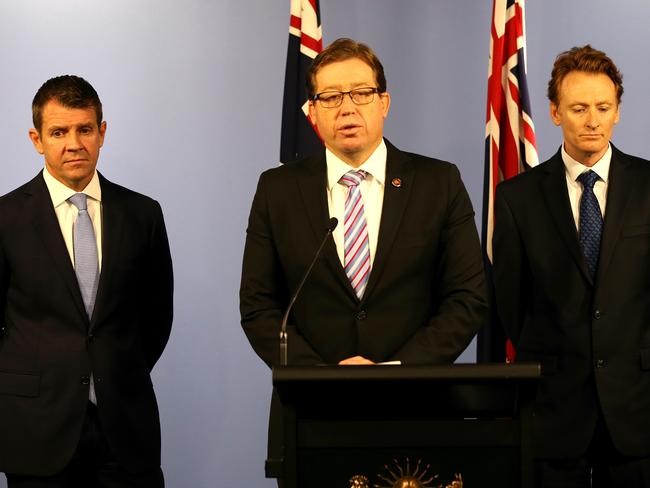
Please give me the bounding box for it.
[271,363,540,488]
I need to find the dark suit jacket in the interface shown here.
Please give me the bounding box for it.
[493,145,650,459]
[0,171,173,476]
[240,141,487,462]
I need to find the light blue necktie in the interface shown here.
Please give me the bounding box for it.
[69,193,99,318]
[69,193,99,404]
[577,170,603,279]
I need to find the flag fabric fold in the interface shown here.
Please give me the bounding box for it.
[478,0,539,363]
[280,0,323,164]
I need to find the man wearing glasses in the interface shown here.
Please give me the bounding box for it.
[240,38,486,483]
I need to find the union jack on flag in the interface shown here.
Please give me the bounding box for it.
[478,0,539,363]
[279,0,323,164]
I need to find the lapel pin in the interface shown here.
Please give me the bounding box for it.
[391,177,402,188]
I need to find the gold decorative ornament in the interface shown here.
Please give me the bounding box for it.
[372,458,463,488]
[349,474,370,488]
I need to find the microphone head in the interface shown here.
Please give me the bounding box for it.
[328,217,338,232]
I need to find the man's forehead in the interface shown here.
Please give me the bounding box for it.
[41,101,98,125]
[559,72,617,99]
[315,58,375,90]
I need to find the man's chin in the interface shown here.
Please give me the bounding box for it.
[578,144,608,156]
[337,138,366,153]
[62,171,95,191]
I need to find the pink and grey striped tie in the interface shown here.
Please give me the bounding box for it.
[339,170,371,299]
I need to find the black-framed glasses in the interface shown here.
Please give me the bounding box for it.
[312,87,381,108]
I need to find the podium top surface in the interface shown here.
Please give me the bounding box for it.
[272,362,540,384]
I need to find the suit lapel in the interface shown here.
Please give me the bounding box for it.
[596,147,633,284]
[295,142,416,302]
[90,174,125,331]
[27,173,88,323]
[295,155,355,298]
[363,141,413,301]
[539,151,593,284]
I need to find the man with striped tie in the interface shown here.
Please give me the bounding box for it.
[240,38,487,483]
[0,75,173,487]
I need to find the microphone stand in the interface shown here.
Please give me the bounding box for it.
[280,217,338,366]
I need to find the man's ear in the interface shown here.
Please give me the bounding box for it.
[549,102,561,127]
[99,120,107,147]
[380,91,391,119]
[28,128,45,155]
[308,100,318,128]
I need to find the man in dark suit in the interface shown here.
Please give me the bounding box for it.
[239,38,486,481]
[0,75,173,487]
[493,45,650,487]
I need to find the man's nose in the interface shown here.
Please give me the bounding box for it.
[340,93,357,114]
[66,132,83,149]
[586,110,600,129]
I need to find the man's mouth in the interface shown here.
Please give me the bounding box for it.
[338,124,360,135]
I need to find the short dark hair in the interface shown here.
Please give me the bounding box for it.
[547,45,623,105]
[32,75,103,132]
[306,38,387,99]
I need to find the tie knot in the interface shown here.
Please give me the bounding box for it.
[69,193,88,211]
[339,170,367,188]
[577,170,600,190]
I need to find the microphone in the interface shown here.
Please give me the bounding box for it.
[280,217,338,366]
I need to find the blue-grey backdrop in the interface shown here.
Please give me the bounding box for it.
[1,1,649,487]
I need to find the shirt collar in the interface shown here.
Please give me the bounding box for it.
[561,143,612,183]
[42,167,102,208]
[326,139,387,191]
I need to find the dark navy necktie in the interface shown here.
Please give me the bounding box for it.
[577,170,603,279]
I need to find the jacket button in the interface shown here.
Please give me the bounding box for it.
[356,310,367,321]
[593,310,602,319]
[80,376,90,385]
[596,359,607,368]
[88,333,94,342]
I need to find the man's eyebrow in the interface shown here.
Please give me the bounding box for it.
[316,84,343,92]
[317,81,375,92]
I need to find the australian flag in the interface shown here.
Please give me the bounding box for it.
[280,0,323,164]
[478,0,539,362]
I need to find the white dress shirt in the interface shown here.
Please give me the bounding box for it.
[42,166,102,404]
[562,144,611,231]
[326,140,387,267]
[42,167,103,269]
